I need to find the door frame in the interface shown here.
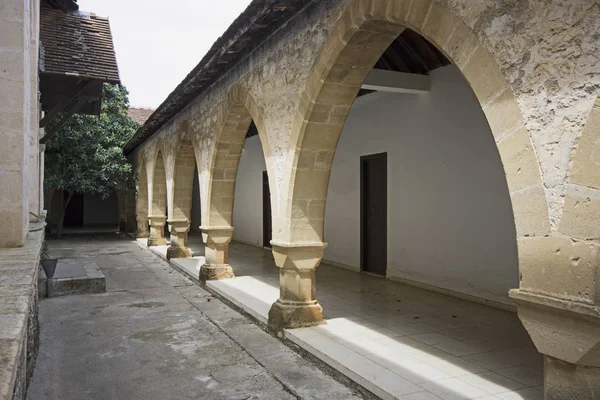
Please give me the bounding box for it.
[360,152,388,275]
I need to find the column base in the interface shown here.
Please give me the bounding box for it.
[147,237,167,247]
[545,356,600,399]
[268,299,324,332]
[199,264,234,281]
[166,246,192,259]
[136,232,150,239]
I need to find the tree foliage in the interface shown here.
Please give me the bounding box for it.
[44,83,138,236]
[45,84,138,197]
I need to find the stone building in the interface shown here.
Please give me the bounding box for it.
[125,1,600,397]
[0,0,119,397]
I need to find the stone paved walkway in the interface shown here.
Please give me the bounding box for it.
[27,235,366,400]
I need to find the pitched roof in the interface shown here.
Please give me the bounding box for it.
[40,5,120,83]
[128,107,156,126]
[124,0,312,154]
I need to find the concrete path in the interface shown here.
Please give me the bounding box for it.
[27,235,366,400]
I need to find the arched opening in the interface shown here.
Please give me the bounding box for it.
[267,2,546,396]
[147,149,168,246]
[232,121,272,248]
[166,129,198,259]
[136,158,149,238]
[199,85,273,281]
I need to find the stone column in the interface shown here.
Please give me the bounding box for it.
[136,212,150,238]
[199,226,235,281]
[147,215,167,246]
[509,236,600,399]
[268,241,327,332]
[167,219,192,259]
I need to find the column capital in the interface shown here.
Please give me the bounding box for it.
[200,226,234,245]
[167,218,190,233]
[270,241,328,271]
[510,289,600,367]
[148,214,167,225]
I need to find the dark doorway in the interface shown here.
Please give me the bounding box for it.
[263,171,272,248]
[360,153,387,276]
[64,192,83,227]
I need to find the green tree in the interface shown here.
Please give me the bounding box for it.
[45,83,138,237]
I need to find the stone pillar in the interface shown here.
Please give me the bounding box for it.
[0,0,33,247]
[544,357,600,399]
[167,219,192,259]
[136,212,150,238]
[509,236,600,399]
[199,226,234,281]
[147,215,167,246]
[268,241,327,332]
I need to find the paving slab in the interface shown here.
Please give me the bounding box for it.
[27,235,365,400]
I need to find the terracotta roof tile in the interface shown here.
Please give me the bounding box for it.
[40,5,120,83]
[128,107,156,126]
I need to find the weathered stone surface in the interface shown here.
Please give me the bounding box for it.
[559,185,600,240]
[517,235,600,304]
[126,0,600,395]
[27,236,364,400]
[0,230,43,400]
[511,289,600,366]
[544,356,600,400]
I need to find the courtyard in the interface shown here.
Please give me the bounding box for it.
[26,235,365,400]
[30,234,544,399]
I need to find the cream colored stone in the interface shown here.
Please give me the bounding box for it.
[569,100,600,189]
[268,242,327,331]
[421,3,458,49]
[511,289,600,367]
[462,45,508,105]
[517,235,599,304]
[406,0,433,31]
[559,185,600,240]
[498,127,543,192]
[544,357,600,399]
[510,185,551,237]
[483,87,524,140]
[444,20,480,69]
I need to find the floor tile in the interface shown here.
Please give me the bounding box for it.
[418,378,490,399]
[165,237,544,400]
[494,365,544,388]
[457,371,526,395]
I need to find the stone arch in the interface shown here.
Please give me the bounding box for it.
[147,147,168,246]
[166,123,199,258]
[135,156,149,238]
[281,0,550,246]
[204,84,271,228]
[199,84,271,281]
[560,97,600,241]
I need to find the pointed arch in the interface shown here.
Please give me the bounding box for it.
[280,0,550,246]
[135,155,149,238]
[171,122,198,224]
[150,148,167,218]
[204,84,272,229]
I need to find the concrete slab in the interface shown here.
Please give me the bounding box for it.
[46,260,106,297]
[27,235,365,400]
[150,236,544,400]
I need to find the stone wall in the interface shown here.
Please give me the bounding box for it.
[131,1,600,394]
[0,230,43,400]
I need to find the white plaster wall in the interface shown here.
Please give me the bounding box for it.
[232,65,518,305]
[190,168,202,233]
[232,136,267,246]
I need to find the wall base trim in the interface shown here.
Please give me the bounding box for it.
[386,275,517,313]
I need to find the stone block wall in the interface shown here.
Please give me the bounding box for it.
[130,1,600,395]
[0,0,42,248]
